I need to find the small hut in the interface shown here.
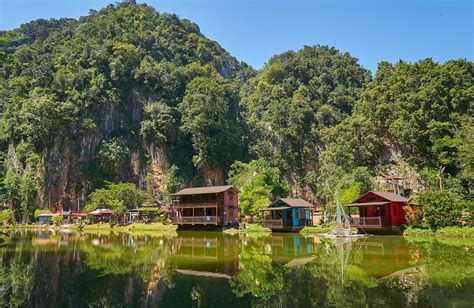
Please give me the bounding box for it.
[345,191,415,234]
[37,213,53,224]
[89,208,114,222]
[261,198,315,231]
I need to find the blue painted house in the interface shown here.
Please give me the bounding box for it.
[261,198,315,231]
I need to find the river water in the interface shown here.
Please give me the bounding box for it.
[0,230,472,307]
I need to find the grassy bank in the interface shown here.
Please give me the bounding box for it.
[299,225,332,235]
[403,226,474,238]
[0,224,60,230]
[3,223,178,235]
[223,224,271,234]
[114,223,177,234]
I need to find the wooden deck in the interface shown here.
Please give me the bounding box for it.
[172,216,220,225]
[261,219,312,232]
[172,202,222,208]
[351,216,382,228]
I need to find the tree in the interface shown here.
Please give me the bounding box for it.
[0,210,14,223]
[316,116,383,201]
[97,137,131,171]
[228,159,289,216]
[0,3,248,210]
[356,59,474,171]
[241,45,370,196]
[179,76,244,184]
[85,182,151,212]
[3,170,39,223]
[415,189,467,229]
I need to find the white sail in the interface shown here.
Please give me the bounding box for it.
[335,191,350,228]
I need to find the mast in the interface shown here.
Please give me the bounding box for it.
[335,191,350,227]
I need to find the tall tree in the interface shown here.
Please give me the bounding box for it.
[179,76,244,184]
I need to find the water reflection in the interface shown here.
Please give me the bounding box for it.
[0,230,472,307]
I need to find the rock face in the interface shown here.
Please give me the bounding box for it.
[0,4,247,212]
[39,98,152,210]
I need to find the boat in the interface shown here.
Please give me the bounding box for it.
[331,191,356,235]
[317,192,370,238]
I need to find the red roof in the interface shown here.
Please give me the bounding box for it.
[89,209,114,215]
[355,191,409,203]
[172,185,238,196]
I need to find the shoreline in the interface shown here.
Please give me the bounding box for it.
[2,224,473,238]
[0,223,178,236]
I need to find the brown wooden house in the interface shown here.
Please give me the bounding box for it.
[345,191,414,234]
[170,185,239,228]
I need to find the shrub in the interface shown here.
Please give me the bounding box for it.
[0,209,14,223]
[403,226,435,237]
[404,226,474,238]
[404,205,426,228]
[51,215,63,224]
[415,189,466,229]
[300,225,332,235]
[245,224,271,232]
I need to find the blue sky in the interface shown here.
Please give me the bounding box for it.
[1,0,472,72]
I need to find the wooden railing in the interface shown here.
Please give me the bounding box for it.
[298,219,313,227]
[172,216,220,225]
[262,219,283,228]
[262,219,313,228]
[172,202,220,208]
[351,216,382,227]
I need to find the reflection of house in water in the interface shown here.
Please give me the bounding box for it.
[350,237,415,278]
[260,234,318,266]
[170,233,240,278]
[168,233,417,283]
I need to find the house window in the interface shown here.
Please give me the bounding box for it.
[377,206,385,216]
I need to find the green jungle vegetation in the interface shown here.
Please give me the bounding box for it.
[0,2,472,230]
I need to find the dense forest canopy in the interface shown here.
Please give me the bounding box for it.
[0,2,472,225]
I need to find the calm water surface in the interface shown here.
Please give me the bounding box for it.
[0,230,472,307]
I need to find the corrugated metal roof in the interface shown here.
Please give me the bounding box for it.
[89,209,114,215]
[274,198,315,208]
[346,201,390,207]
[38,213,53,217]
[261,206,291,211]
[172,185,237,196]
[352,191,410,204]
[369,191,409,202]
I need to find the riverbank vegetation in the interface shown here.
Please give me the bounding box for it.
[404,226,474,238]
[299,225,333,235]
[1,222,177,235]
[0,2,471,229]
[223,224,271,234]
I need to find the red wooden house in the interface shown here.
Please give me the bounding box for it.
[345,191,413,234]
